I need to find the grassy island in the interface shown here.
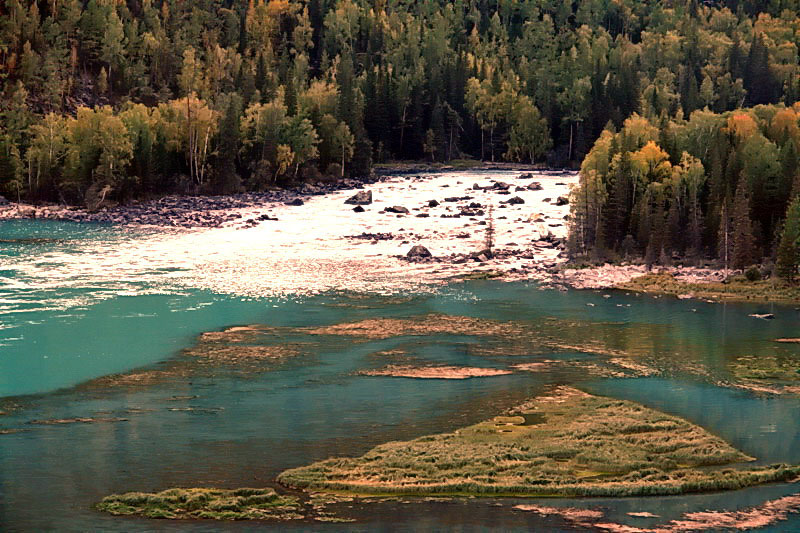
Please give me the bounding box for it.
[278,387,800,498]
[96,488,302,521]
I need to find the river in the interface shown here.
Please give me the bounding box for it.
[1,191,799,530]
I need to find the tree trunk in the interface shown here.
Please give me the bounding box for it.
[568,122,574,163]
[399,105,407,155]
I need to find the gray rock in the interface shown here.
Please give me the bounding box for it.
[352,205,365,212]
[504,196,525,205]
[345,190,372,205]
[527,182,543,191]
[386,205,409,214]
[428,199,440,207]
[555,196,569,206]
[285,198,304,206]
[406,245,432,258]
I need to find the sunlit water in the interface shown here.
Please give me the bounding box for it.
[1,215,800,531]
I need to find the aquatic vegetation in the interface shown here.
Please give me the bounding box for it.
[75,312,680,396]
[310,314,674,367]
[722,354,800,395]
[367,348,409,358]
[359,365,512,379]
[512,358,653,379]
[279,387,800,497]
[96,488,303,520]
[28,417,128,425]
[514,493,800,532]
[618,273,800,303]
[729,355,800,382]
[83,325,307,391]
[305,314,524,341]
[454,270,506,281]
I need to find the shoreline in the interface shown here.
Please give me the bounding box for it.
[552,264,800,305]
[4,167,797,304]
[0,175,386,228]
[1,168,578,296]
[0,162,573,228]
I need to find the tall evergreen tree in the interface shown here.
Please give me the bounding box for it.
[731,179,758,269]
[777,196,800,283]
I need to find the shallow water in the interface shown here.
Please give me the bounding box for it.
[2,218,800,531]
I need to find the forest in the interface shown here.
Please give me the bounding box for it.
[569,105,800,279]
[1,0,800,217]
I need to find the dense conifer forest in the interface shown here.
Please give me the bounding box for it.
[2,1,800,278]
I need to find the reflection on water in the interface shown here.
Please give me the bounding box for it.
[2,220,800,530]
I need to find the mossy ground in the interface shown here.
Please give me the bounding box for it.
[278,387,800,498]
[96,487,303,520]
[618,273,800,303]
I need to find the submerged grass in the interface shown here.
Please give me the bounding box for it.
[305,314,525,340]
[278,387,800,498]
[618,273,800,303]
[730,355,800,382]
[96,487,303,520]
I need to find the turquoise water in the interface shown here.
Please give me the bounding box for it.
[2,220,800,531]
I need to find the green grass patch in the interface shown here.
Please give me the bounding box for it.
[278,387,800,498]
[617,273,800,303]
[96,487,303,520]
[729,355,800,383]
[454,269,506,281]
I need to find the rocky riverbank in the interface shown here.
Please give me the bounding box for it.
[546,262,800,304]
[549,264,730,291]
[1,169,578,297]
[0,177,382,228]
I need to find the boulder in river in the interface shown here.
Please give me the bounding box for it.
[345,190,372,205]
[555,196,569,206]
[352,205,365,213]
[406,245,432,258]
[749,313,775,320]
[428,199,440,207]
[527,182,543,191]
[504,196,525,205]
[386,205,409,214]
[285,198,304,206]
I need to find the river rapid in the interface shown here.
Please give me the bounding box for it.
[1,173,799,531]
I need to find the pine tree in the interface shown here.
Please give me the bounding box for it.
[744,33,776,106]
[336,53,358,133]
[731,180,758,270]
[214,94,243,193]
[777,196,800,283]
[718,200,733,275]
